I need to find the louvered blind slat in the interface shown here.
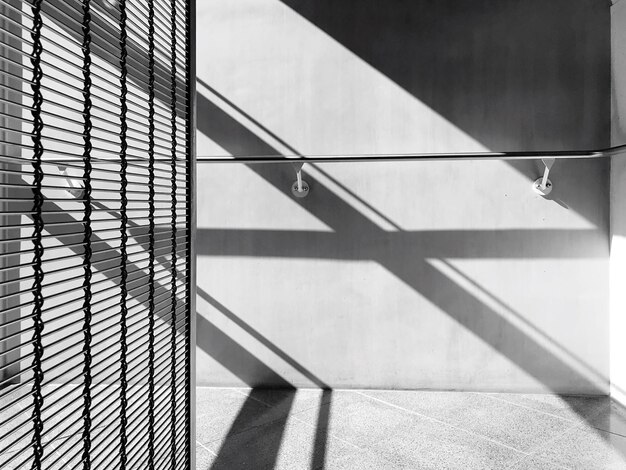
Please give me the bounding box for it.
[0,0,193,468]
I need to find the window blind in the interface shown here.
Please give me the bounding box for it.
[0,0,193,468]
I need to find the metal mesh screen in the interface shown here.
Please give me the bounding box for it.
[0,0,193,468]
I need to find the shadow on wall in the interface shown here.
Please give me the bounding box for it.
[197,288,333,469]
[304,0,610,228]
[197,0,611,227]
[193,87,614,466]
[22,1,615,467]
[195,83,608,393]
[19,193,335,468]
[278,0,610,152]
[194,0,611,397]
[11,4,335,468]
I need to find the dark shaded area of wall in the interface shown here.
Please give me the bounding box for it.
[280,0,610,152]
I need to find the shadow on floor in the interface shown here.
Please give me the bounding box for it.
[197,388,626,470]
[210,390,296,470]
[310,390,333,469]
[195,288,333,469]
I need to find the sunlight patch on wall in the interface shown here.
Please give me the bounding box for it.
[610,234,626,404]
[310,161,600,231]
[427,258,609,393]
[198,132,231,157]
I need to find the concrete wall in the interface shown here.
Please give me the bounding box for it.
[196,0,612,393]
[611,0,626,405]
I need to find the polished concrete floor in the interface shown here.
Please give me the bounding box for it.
[196,387,626,470]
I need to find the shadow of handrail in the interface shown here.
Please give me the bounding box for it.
[197,287,329,389]
[197,287,333,468]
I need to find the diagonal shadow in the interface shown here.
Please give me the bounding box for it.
[195,85,625,460]
[278,0,611,152]
[310,389,332,470]
[23,189,301,469]
[20,190,292,391]
[19,0,616,456]
[436,259,607,386]
[26,190,335,468]
[195,86,607,394]
[197,286,329,389]
[196,316,291,390]
[40,0,186,115]
[10,5,315,466]
[197,317,296,469]
[290,0,611,229]
[196,288,332,468]
[87,201,327,391]
[208,389,295,470]
[209,1,610,229]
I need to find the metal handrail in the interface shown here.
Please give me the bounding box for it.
[196,143,626,164]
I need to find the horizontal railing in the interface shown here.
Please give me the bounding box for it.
[196,143,626,164]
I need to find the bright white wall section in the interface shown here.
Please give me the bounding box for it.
[611,0,626,406]
[196,0,611,393]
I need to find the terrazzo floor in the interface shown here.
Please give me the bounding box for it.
[196,387,626,470]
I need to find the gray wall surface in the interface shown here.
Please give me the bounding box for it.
[196,0,611,393]
[610,0,626,405]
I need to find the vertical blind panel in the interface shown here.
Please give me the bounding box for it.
[0,0,192,468]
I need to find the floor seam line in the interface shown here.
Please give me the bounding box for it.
[235,390,368,455]
[233,388,275,408]
[197,412,295,447]
[196,439,218,457]
[290,413,371,453]
[197,389,299,446]
[505,419,581,469]
[476,392,581,424]
[233,389,332,416]
[356,390,530,456]
[291,413,403,469]
[504,452,573,470]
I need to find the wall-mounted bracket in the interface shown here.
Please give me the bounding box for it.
[532,158,555,196]
[291,163,309,198]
